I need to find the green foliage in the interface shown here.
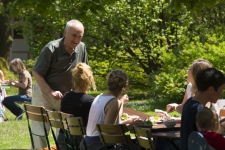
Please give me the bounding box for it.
[151,34,225,103]
[23,58,37,74]
[0,57,9,71]
[169,0,224,15]
[5,0,225,105]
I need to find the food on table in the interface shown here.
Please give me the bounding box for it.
[163,119,177,128]
[142,119,153,126]
[121,113,129,120]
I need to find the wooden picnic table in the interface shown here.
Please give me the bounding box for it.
[123,107,151,120]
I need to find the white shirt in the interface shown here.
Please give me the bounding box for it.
[86,94,115,136]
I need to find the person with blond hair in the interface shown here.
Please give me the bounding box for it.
[2,58,32,120]
[196,107,225,150]
[166,59,212,114]
[57,63,96,149]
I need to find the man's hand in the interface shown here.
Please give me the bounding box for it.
[49,91,63,100]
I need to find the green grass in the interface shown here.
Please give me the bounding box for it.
[0,88,180,149]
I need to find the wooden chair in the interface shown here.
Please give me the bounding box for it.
[64,117,87,150]
[188,131,210,150]
[24,104,53,149]
[219,109,225,119]
[46,110,73,150]
[96,124,133,150]
[133,127,156,150]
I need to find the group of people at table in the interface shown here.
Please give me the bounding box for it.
[0,19,225,150]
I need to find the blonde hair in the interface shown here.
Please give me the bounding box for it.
[107,70,128,97]
[10,58,26,74]
[72,63,96,91]
[190,59,211,95]
[196,107,218,131]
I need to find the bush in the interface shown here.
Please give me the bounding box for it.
[151,35,225,104]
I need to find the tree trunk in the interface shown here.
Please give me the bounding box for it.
[0,0,13,70]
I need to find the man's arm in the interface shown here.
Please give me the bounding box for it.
[32,70,63,100]
[32,70,52,94]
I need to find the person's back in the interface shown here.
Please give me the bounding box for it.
[61,91,94,126]
[180,68,225,150]
[57,63,96,150]
[86,94,115,136]
[180,97,204,150]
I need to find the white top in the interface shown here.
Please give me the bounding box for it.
[186,83,192,99]
[86,94,115,136]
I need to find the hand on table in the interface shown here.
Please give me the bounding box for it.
[121,115,140,124]
[166,103,179,113]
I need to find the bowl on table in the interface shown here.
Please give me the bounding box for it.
[163,119,177,128]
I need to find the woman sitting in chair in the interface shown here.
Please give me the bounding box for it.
[2,58,32,120]
[57,63,96,150]
[84,70,143,147]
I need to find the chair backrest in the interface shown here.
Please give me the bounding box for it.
[64,117,87,150]
[133,127,156,150]
[96,124,132,150]
[188,131,210,150]
[24,104,50,149]
[219,109,225,119]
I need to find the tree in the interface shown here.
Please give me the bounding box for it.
[170,0,223,14]
[0,0,117,69]
[0,0,12,70]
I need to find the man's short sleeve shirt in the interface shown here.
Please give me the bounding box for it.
[33,38,88,94]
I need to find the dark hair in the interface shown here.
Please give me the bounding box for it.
[196,68,225,92]
[107,70,128,97]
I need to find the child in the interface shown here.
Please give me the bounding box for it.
[196,107,225,150]
[180,68,225,150]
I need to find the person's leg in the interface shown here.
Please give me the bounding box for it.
[31,82,50,149]
[2,95,29,117]
[31,82,61,149]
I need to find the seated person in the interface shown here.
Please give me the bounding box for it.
[196,107,225,150]
[84,70,143,149]
[180,68,225,150]
[0,70,5,84]
[0,91,4,122]
[57,63,96,150]
[2,58,32,120]
[167,59,212,114]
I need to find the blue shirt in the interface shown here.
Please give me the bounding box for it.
[180,97,204,150]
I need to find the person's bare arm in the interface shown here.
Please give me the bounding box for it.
[0,70,5,83]
[104,98,121,124]
[32,70,63,100]
[10,77,28,89]
[175,91,189,113]
[167,90,188,114]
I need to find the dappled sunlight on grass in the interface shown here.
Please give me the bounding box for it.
[0,107,55,149]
